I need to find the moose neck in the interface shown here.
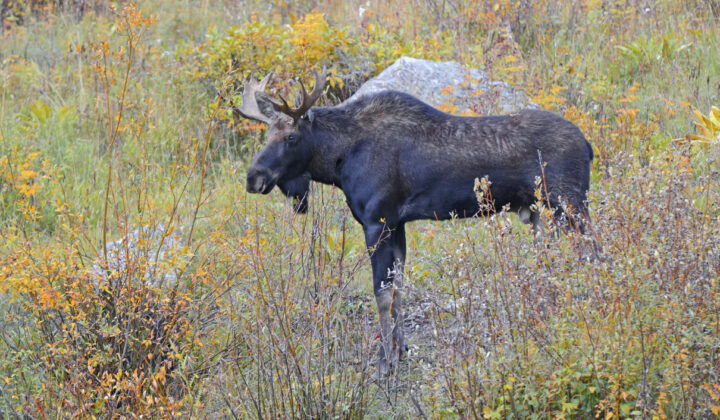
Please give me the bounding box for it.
[304,107,358,187]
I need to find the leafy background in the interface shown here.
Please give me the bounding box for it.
[0,0,719,418]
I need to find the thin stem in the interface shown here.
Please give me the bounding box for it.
[102,30,137,266]
[187,96,222,246]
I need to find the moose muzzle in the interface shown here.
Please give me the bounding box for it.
[246,166,277,194]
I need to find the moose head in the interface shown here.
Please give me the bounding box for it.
[232,69,326,212]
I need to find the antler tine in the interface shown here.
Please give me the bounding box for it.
[270,67,327,122]
[233,72,274,124]
[300,66,326,110]
[255,72,271,91]
[297,79,308,105]
[275,94,292,112]
[311,66,327,100]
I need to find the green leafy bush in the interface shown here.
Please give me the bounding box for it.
[193,11,454,108]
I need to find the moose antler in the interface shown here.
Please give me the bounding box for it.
[270,67,327,122]
[231,72,274,124]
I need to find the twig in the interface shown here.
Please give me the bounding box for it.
[409,384,428,420]
[186,96,222,246]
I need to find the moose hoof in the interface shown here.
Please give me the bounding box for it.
[398,344,409,361]
[374,346,396,378]
[396,337,408,361]
[374,339,408,378]
[374,358,391,379]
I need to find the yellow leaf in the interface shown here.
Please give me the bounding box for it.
[707,108,720,126]
[19,170,37,180]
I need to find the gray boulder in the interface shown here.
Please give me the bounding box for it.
[348,56,536,115]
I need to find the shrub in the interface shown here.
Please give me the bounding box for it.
[0,240,211,417]
[0,4,221,416]
[1,0,104,29]
[204,193,375,418]
[192,10,455,134]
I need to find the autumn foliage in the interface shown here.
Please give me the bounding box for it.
[1,0,719,418]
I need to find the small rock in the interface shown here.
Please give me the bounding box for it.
[91,224,188,288]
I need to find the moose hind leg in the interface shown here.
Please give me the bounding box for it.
[553,201,603,261]
[572,204,603,260]
[526,208,549,240]
[518,206,544,239]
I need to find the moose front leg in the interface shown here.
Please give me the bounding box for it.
[365,222,407,376]
[390,223,407,357]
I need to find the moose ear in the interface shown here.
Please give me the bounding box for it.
[254,92,280,120]
[303,110,315,124]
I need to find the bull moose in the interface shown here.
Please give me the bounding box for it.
[234,68,594,374]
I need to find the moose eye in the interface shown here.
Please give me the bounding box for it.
[286,134,298,144]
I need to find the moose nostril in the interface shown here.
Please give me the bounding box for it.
[253,177,265,193]
[246,167,269,193]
